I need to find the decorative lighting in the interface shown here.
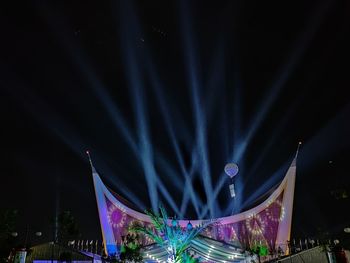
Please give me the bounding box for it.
[224,163,239,178]
[108,204,127,228]
[246,214,265,235]
[230,226,238,240]
[224,163,239,198]
[187,221,193,231]
[266,200,285,222]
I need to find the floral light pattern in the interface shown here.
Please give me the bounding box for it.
[108,204,127,229]
[245,214,265,236]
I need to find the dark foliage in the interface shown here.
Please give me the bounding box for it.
[53,211,80,244]
[0,209,18,263]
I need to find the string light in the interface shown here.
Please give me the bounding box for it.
[266,200,285,222]
[230,226,238,240]
[246,214,265,235]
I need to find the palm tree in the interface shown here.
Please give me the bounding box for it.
[131,206,213,263]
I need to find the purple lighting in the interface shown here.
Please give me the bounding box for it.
[90,154,297,257]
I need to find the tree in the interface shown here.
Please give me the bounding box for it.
[54,211,80,244]
[246,244,268,263]
[0,209,18,262]
[131,206,213,263]
[118,234,143,262]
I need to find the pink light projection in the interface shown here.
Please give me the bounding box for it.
[91,155,297,257]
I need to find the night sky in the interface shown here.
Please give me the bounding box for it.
[1,0,350,242]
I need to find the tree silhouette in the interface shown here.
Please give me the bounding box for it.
[55,211,80,244]
[0,209,18,263]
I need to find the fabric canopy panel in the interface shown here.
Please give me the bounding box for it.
[90,156,297,257]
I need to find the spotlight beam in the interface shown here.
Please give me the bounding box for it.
[156,177,181,216]
[145,59,201,217]
[89,85,139,156]
[4,76,87,160]
[193,98,216,218]
[91,158,147,210]
[121,43,158,212]
[37,4,141,161]
[5,73,147,213]
[185,42,216,218]
[239,164,288,210]
[202,101,298,217]
[113,0,160,212]
[179,0,218,217]
[179,156,203,218]
[205,99,300,216]
[206,0,333,214]
[230,0,332,164]
[244,101,299,184]
[154,153,184,191]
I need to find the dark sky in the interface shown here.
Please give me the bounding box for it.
[1,0,350,242]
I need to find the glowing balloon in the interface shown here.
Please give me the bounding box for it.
[224,163,239,178]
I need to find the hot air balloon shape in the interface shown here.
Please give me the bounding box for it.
[224,163,239,198]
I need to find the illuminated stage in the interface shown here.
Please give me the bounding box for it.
[89,154,297,262]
